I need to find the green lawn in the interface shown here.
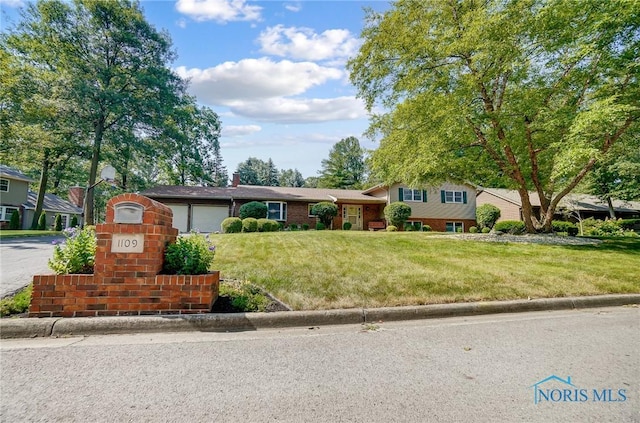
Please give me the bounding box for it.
[0,230,62,239]
[208,231,640,310]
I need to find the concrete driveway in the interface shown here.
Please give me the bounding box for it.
[0,236,58,297]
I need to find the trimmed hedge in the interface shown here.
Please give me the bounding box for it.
[257,218,280,232]
[239,201,267,219]
[552,221,578,236]
[242,217,258,233]
[221,217,242,233]
[494,220,526,234]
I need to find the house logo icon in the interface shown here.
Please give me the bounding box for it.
[529,375,576,404]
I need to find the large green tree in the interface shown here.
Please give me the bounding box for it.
[317,136,367,189]
[5,0,183,224]
[236,157,279,186]
[348,0,639,232]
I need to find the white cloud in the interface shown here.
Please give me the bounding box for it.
[258,25,360,61]
[221,124,262,137]
[175,0,262,23]
[227,97,367,124]
[284,3,302,12]
[0,0,24,7]
[176,18,188,29]
[175,58,342,104]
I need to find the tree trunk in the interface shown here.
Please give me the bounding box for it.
[31,149,51,229]
[86,120,105,226]
[517,188,538,233]
[606,197,616,219]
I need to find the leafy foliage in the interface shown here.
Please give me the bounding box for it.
[37,212,46,230]
[257,218,280,232]
[318,136,367,189]
[163,233,215,275]
[384,202,412,228]
[0,284,32,317]
[237,157,279,186]
[221,217,242,234]
[54,214,62,231]
[348,0,639,233]
[476,204,501,230]
[493,221,526,235]
[9,210,20,230]
[469,226,478,233]
[343,221,352,230]
[551,221,578,236]
[239,201,268,219]
[218,281,271,312]
[311,202,338,227]
[581,218,639,237]
[48,226,96,274]
[242,218,258,233]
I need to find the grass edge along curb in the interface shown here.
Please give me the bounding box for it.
[1,294,638,339]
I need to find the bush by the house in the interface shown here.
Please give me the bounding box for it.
[481,227,491,233]
[316,222,326,230]
[218,281,271,312]
[257,218,280,232]
[54,214,63,231]
[48,226,97,274]
[242,217,258,233]
[422,225,432,232]
[289,223,299,231]
[37,212,47,230]
[163,232,215,275]
[302,223,310,231]
[239,201,268,219]
[9,209,20,230]
[581,218,638,237]
[494,220,526,235]
[476,204,501,230]
[386,225,397,232]
[70,215,79,228]
[221,217,242,233]
[343,221,352,230]
[552,221,578,236]
[384,202,412,229]
[469,226,478,233]
[311,202,338,228]
[618,219,640,231]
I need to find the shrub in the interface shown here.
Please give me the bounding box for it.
[493,220,526,235]
[54,214,63,231]
[316,222,326,230]
[476,204,501,229]
[221,217,242,233]
[422,225,432,232]
[163,232,215,275]
[289,223,299,231]
[70,215,79,228]
[403,222,414,231]
[481,227,491,233]
[384,202,412,228]
[239,201,267,219]
[386,225,397,232]
[343,221,352,230]
[37,212,47,230]
[9,209,20,230]
[552,221,578,236]
[469,226,478,233]
[257,218,280,232]
[242,217,258,233]
[302,223,310,231]
[618,219,640,231]
[581,218,637,237]
[311,202,338,227]
[218,281,270,312]
[48,226,97,274]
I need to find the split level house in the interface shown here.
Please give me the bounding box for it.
[476,187,640,223]
[0,165,83,230]
[141,175,477,233]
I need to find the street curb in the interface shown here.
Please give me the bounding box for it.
[1,294,639,339]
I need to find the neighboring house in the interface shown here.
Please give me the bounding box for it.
[141,176,477,233]
[0,165,83,230]
[0,165,33,229]
[476,188,640,222]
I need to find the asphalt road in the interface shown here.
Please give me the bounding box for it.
[1,307,638,422]
[0,236,57,297]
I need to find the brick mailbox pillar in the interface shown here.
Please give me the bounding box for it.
[30,193,219,317]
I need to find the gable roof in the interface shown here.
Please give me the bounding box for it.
[479,188,640,213]
[0,165,34,183]
[141,185,387,204]
[24,191,83,214]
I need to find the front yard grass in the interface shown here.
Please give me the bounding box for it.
[208,231,640,310]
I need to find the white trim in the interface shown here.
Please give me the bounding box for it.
[403,188,423,202]
[0,179,9,192]
[445,221,464,233]
[266,201,287,221]
[444,190,464,204]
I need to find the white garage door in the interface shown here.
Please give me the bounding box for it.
[191,205,229,233]
[167,205,188,233]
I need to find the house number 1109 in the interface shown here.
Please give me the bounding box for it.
[111,234,144,253]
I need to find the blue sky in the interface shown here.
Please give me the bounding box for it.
[1,0,391,180]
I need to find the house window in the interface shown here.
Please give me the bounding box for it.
[1,207,18,221]
[446,222,464,233]
[60,215,69,228]
[442,190,467,204]
[267,202,287,221]
[308,203,317,217]
[0,179,8,192]
[399,188,426,202]
[405,221,422,231]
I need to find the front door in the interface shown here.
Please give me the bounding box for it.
[343,205,363,230]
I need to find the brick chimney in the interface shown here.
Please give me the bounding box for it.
[68,186,85,208]
[232,173,240,187]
